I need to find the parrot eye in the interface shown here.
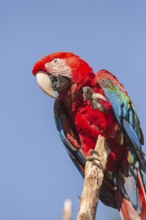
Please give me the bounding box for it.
[52,58,61,65]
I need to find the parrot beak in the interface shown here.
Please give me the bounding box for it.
[36,72,56,98]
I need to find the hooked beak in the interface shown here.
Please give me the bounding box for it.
[36,72,56,98]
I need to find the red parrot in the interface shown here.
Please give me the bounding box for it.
[32,52,146,220]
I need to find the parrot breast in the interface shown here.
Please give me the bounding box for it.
[60,84,126,175]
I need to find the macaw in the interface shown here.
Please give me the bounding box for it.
[32,52,146,220]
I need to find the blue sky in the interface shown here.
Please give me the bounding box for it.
[0,1,146,219]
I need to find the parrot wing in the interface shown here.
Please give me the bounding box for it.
[95,69,145,169]
[54,99,86,177]
[96,69,146,219]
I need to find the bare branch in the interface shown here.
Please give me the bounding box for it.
[62,199,72,220]
[76,135,110,220]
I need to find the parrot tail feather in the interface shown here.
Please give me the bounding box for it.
[115,168,146,220]
[116,188,141,220]
[137,171,146,220]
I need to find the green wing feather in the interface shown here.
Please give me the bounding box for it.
[96,69,145,169]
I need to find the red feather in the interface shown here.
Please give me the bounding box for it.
[33,52,146,220]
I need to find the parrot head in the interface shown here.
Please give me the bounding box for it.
[32,52,93,98]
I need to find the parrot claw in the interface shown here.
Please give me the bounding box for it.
[83,86,93,101]
[83,86,106,111]
[87,156,104,170]
[90,149,100,156]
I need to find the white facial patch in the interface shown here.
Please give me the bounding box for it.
[45,58,71,78]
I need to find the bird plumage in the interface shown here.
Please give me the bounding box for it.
[32,52,146,220]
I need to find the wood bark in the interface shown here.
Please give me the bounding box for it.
[76,135,110,220]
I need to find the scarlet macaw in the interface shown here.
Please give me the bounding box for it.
[32,52,146,220]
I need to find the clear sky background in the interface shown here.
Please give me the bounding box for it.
[0,1,146,219]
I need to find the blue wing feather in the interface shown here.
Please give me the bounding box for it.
[96,71,145,170]
[54,99,86,176]
[96,70,146,214]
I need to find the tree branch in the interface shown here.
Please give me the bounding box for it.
[62,199,72,220]
[76,135,110,220]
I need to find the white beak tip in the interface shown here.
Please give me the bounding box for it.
[36,72,56,98]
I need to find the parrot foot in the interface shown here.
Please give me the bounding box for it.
[90,149,100,156]
[83,86,106,111]
[87,156,104,170]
